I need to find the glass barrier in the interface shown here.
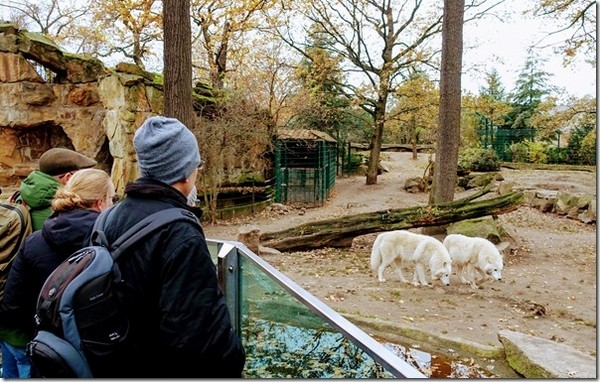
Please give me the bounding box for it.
[208,240,425,379]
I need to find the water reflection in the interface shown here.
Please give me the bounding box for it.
[240,317,498,378]
[239,255,413,378]
[242,319,395,378]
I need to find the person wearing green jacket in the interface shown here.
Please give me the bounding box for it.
[0,148,97,378]
[1,169,113,378]
[17,148,97,231]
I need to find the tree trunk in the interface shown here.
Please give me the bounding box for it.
[430,0,465,204]
[366,52,393,185]
[213,20,231,90]
[411,113,418,160]
[163,0,194,127]
[260,190,523,252]
[366,106,384,185]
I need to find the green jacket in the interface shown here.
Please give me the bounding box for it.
[0,172,60,347]
[19,170,61,231]
[0,325,29,347]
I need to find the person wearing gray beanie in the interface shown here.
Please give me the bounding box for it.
[134,116,202,185]
[93,115,245,377]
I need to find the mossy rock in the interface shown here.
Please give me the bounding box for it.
[115,62,156,82]
[446,216,506,244]
[0,22,21,35]
[466,173,495,189]
[22,31,62,51]
[233,172,266,184]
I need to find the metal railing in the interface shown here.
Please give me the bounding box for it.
[208,239,425,378]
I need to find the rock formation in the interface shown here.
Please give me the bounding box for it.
[0,22,164,193]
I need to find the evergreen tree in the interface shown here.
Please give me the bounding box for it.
[475,69,510,148]
[294,25,355,143]
[480,69,506,104]
[505,50,553,130]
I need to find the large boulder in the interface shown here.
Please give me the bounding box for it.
[554,191,578,215]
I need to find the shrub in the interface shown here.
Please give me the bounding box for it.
[527,142,548,164]
[508,142,529,163]
[458,148,500,172]
[579,128,596,165]
[344,153,365,173]
[566,124,595,164]
[545,147,568,164]
[508,141,548,164]
[349,153,364,166]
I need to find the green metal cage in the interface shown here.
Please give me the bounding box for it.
[478,123,537,161]
[275,130,337,206]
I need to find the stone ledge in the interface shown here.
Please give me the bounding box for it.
[339,314,598,378]
[343,313,505,359]
[498,329,596,378]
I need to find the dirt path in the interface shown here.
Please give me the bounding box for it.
[202,152,597,377]
[203,151,434,239]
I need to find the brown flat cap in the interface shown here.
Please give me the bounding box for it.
[39,148,97,176]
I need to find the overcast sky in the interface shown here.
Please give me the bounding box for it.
[1,2,595,100]
[462,2,596,100]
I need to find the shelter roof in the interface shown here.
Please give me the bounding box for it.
[277,129,337,143]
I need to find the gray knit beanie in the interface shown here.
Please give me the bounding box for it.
[134,116,202,185]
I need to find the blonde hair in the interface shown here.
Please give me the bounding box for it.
[52,169,114,212]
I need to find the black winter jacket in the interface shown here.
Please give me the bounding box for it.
[0,208,100,341]
[95,178,245,378]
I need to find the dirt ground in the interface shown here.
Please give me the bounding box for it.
[202,152,597,376]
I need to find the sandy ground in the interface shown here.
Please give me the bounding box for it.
[202,151,597,377]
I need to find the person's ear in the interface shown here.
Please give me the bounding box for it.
[92,198,104,211]
[93,195,114,211]
[58,171,73,185]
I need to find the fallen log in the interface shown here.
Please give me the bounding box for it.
[260,191,524,252]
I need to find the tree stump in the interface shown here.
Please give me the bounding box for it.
[237,224,261,254]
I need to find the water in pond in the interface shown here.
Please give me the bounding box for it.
[382,341,499,378]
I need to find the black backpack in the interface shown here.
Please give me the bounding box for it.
[27,206,199,378]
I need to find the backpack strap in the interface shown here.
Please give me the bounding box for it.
[90,204,118,248]
[8,190,20,204]
[94,206,199,261]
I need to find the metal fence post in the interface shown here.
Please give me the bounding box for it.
[217,242,241,333]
